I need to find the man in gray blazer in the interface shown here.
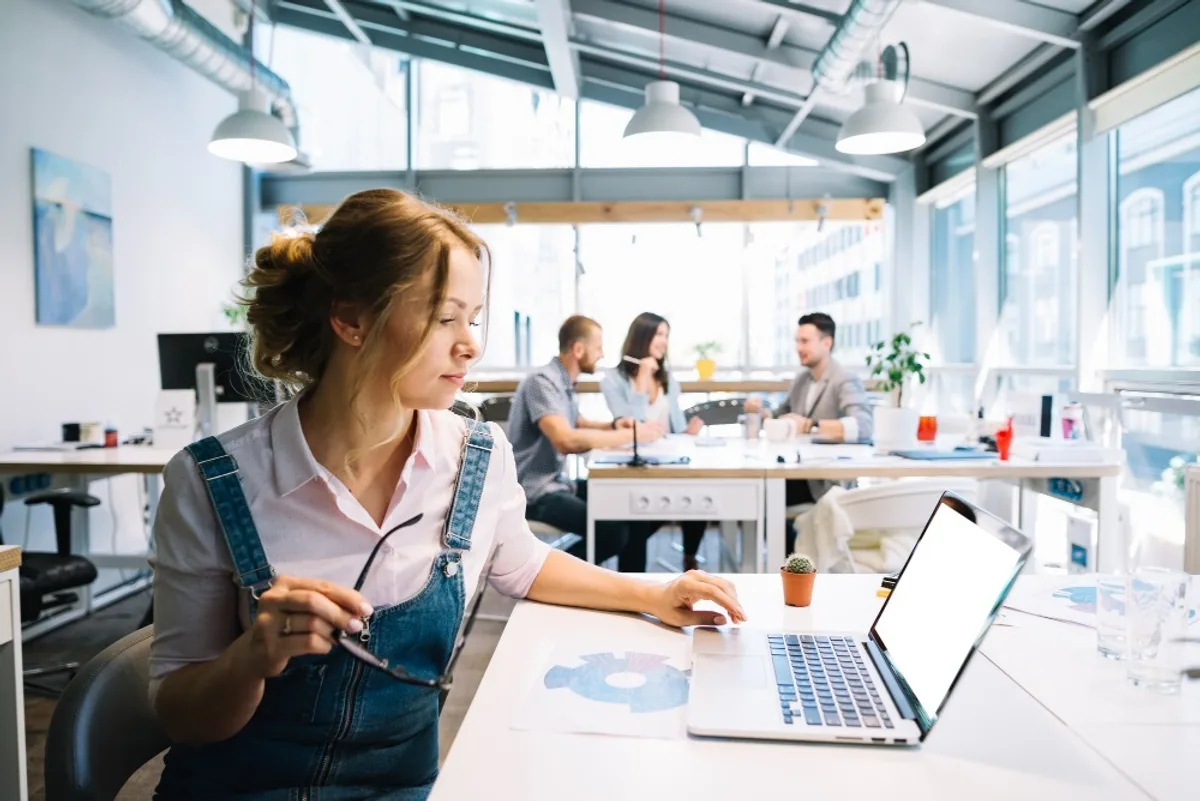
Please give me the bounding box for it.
[745,313,874,550]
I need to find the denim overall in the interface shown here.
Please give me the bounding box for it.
[154,419,494,801]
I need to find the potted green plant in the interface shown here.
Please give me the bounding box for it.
[780,553,817,607]
[865,323,930,453]
[693,340,722,381]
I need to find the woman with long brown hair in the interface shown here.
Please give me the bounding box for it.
[601,312,710,571]
[147,190,744,799]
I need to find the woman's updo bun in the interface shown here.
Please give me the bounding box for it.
[238,189,488,392]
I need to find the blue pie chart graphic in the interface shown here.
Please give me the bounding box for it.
[544,652,690,713]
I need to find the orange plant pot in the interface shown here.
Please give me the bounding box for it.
[780,569,816,607]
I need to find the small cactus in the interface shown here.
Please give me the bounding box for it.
[784,554,815,574]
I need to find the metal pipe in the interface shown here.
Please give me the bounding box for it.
[71,0,298,130]
[775,0,903,147]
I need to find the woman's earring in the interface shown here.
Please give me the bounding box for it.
[353,334,361,343]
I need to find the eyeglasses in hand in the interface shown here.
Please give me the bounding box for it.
[334,513,501,691]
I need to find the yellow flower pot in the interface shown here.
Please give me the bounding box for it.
[695,358,716,381]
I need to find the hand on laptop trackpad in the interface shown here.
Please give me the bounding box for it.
[698,655,767,689]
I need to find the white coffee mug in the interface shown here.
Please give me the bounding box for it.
[763,418,792,443]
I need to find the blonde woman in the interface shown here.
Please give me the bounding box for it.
[147,190,745,799]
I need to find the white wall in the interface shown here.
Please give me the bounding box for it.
[0,0,244,572]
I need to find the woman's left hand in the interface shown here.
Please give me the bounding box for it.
[648,571,747,628]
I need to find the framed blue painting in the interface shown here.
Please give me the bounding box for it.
[31,148,115,328]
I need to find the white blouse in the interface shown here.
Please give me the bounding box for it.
[147,397,550,699]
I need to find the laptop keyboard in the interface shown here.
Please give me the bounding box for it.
[769,634,893,729]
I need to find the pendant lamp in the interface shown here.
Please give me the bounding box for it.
[623,0,701,143]
[208,0,297,164]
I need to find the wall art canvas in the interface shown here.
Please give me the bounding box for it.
[31,148,115,327]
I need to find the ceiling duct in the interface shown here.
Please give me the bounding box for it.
[811,0,904,94]
[71,0,304,162]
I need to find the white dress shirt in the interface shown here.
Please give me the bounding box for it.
[147,397,550,699]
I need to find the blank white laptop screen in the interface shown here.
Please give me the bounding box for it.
[871,503,1023,718]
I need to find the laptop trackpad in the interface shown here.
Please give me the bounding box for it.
[698,655,767,689]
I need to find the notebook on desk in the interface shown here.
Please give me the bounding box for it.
[891,449,996,461]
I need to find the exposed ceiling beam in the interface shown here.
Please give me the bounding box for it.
[744,15,789,106]
[323,0,371,45]
[747,0,842,26]
[1078,0,1135,31]
[375,0,540,39]
[534,0,580,99]
[572,40,809,107]
[273,0,903,179]
[975,43,1065,106]
[920,0,1080,49]
[572,0,976,118]
[275,2,552,83]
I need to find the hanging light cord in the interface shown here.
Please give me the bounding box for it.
[658,0,665,79]
[248,0,257,89]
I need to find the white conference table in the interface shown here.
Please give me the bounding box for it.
[0,447,175,636]
[0,546,27,801]
[990,574,1200,801]
[586,436,1123,573]
[431,573,1161,801]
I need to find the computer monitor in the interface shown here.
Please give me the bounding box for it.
[157,333,273,436]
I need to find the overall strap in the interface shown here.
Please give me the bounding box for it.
[443,419,493,551]
[184,437,276,597]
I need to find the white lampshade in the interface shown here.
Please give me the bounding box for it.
[836,80,926,155]
[208,88,298,164]
[623,80,702,142]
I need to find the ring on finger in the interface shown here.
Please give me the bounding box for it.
[282,614,293,636]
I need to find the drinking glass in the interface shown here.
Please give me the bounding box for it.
[1095,573,1126,660]
[1125,567,1190,693]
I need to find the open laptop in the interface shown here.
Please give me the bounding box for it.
[687,492,1032,746]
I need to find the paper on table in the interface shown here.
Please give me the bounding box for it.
[1002,576,1098,628]
[510,641,691,740]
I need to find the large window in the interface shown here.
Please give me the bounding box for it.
[769,222,887,368]
[578,101,746,168]
[1115,87,1200,367]
[577,224,748,369]
[416,61,575,169]
[929,185,976,365]
[473,225,575,368]
[999,133,1078,367]
[259,25,408,170]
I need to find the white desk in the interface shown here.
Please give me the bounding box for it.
[0,447,175,637]
[585,439,767,571]
[987,574,1200,801]
[586,436,1123,573]
[0,546,28,801]
[432,574,1149,801]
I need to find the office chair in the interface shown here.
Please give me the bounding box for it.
[0,485,101,695]
[45,625,170,801]
[455,394,577,553]
[683,397,751,427]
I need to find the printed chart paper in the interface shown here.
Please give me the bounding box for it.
[511,644,691,740]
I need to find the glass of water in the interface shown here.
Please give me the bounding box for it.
[1095,573,1127,660]
[1125,567,1190,693]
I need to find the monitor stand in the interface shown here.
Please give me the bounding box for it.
[195,362,218,439]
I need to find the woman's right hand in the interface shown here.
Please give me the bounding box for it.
[238,576,373,679]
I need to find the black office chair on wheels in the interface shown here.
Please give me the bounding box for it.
[0,485,101,695]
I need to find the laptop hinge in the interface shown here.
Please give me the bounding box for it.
[864,638,918,722]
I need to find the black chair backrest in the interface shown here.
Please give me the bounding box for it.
[450,399,480,421]
[45,626,171,801]
[479,395,513,424]
[684,398,750,426]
